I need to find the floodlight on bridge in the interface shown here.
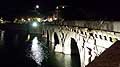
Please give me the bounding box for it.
[32,22,38,27]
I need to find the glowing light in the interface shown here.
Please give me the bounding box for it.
[36,5,39,9]
[1,31,4,40]
[0,17,3,24]
[36,18,41,22]
[53,17,57,20]
[56,6,59,9]
[31,37,44,65]
[32,22,38,27]
[26,34,30,41]
[21,18,25,22]
[48,18,53,22]
[28,18,31,21]
[1,21,4,24]
[62,6,65,8]
[32,37,39,49]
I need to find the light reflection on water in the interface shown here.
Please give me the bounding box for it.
[0,31,80,67]
[30,37,44,66]
[53,53,80,67]
[55,53,72,67]
[28,36,80,67]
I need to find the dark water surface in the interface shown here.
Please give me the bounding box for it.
[0,30,80,67]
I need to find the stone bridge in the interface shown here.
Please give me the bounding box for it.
[0,21,120,67]
[43,21,120,67]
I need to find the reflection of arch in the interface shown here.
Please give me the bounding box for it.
[47,30,49,45]
[71,38,81,67]
[71,38,79,55]
[54,32,59,49]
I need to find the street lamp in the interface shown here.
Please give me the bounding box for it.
[56,6,59,24]
[62,6,65,9]
[56,6,59,9]
[35,5,39,12]
[36,5,39,9]
[32,22,38,27]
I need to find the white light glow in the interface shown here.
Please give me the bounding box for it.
[26,34,30,41]
[28,18,31,21]
[56,6,59,9]
[36,18,41,22]
[62,6,65,8]
[48,18,53,22]
[21,18,26,22]
[36,5,39,9]
[32,22,38,27]
[53,17,57,20]
[31,37,44,65]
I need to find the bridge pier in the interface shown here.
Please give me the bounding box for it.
[63,37,71,54]
[0,31,4,41]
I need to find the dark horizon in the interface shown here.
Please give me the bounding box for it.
[0,0,120,20]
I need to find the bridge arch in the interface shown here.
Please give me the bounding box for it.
[71,38,81,67]
[54,32,59,49]
[51,31,63,52]
[71,38,80,55]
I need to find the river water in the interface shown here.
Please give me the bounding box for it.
[0,31,80,67]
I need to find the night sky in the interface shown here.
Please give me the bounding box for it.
[0,0,120,20]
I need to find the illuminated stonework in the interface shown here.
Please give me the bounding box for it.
[49,25,119,67]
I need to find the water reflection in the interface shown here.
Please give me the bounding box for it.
[55,53,72,67]
[0,30,81,67]
[30,37,44,66]
[47,52,70,67]
[49,53,80,67]
[0,31,4,41]
[29,36,80,67]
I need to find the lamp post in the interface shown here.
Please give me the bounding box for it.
[35,5,39,12]
[36,5,39,9]
[56,6,60,25]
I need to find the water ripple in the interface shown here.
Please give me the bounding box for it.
[30,37,44,65]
